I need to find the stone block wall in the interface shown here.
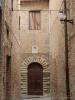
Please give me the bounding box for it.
[49,0,75,100]
[49,0,67,100]
[10,0,50,100]
[68,0,75,100]
[2,0,75,100]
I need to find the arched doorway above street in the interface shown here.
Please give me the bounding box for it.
[20,55,50,97]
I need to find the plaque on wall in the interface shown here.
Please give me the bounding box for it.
[32,45,38,53]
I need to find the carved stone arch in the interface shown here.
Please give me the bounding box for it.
[21,55,49,72]
[20,55,50,96]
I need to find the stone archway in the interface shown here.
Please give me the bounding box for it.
[20,55,50,98]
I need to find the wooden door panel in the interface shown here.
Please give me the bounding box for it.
[28,63,43,95]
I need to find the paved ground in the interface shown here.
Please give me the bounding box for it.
[21,96,51,100]
[23,98,50,100]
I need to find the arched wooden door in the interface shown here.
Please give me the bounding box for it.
[28,62,43,95]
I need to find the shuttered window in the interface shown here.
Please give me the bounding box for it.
[29,11,41,30]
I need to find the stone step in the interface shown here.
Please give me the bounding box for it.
[21,96,51,100]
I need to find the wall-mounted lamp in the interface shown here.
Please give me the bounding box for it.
[58,11,73,24]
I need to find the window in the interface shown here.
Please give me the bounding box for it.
[29,11,41,30]
[6,28,9,38]
[5,21,9,38]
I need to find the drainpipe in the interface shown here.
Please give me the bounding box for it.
[64,0,70,100]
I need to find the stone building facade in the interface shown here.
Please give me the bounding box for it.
[11,0,50,99]
[1,0,75,100]
[2,0,50,100]
[49,0,75,100]
[1,0,12,100]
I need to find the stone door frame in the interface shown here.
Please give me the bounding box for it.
[20,55,50,98]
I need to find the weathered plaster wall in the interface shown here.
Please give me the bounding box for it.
[49,0,67,100]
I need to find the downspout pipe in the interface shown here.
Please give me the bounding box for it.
[64,0,71,100]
